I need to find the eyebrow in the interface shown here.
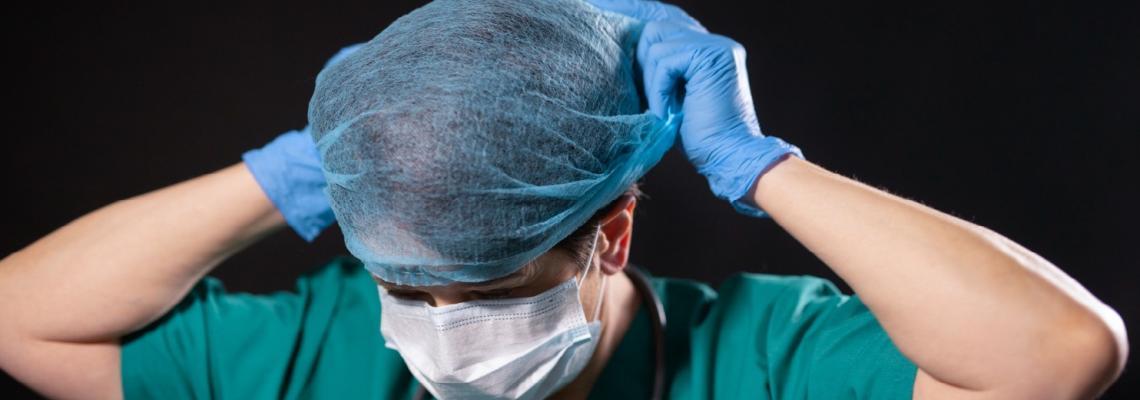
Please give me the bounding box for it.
[374,260,539,291]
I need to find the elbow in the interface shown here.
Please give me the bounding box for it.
[1085,303,1128,395]
[1050,302,1129,399]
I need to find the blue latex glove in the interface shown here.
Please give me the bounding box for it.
[589,0,803,217]
[241,43,364,241]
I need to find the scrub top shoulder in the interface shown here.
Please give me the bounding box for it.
[121,256,917,399]
[644,272,918,399]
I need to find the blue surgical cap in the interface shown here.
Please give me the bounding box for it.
[308,0,679,286]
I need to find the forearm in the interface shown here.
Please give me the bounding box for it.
[751,157,1127,396]
[0,162,286,343]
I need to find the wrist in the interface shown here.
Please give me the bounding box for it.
[241,130,335,242]
[746,154,811,216]
[699,134,802,217]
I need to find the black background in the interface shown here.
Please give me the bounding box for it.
[3,1,1137,398]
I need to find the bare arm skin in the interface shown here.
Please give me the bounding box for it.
[1,155,1128,399]
[0,163,285,399]
[750,156,1128,400]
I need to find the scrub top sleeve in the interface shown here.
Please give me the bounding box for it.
[119,257,382,400]
[761,275,918,399]
[119,277,308,399]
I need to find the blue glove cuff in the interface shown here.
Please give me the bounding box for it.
[698,135,803,218]
[242,130,336,242]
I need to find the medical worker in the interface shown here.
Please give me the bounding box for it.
[0,0,1127,399]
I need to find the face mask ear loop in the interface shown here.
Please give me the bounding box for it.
[577,225,602,288]
[579,225,607,322]
[591,270,608,322]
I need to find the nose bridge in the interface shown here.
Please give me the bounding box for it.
[424,286,470,308]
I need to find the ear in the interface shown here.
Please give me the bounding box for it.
[595,195,637,276]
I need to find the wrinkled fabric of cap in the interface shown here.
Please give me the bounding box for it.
[308,0,679,286]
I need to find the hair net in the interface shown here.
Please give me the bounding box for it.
[308,0,679,286]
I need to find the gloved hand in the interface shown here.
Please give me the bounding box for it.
[242,43,363,241]
[588,0,803,217]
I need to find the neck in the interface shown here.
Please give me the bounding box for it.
[550,268,643,399]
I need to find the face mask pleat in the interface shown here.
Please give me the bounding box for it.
[378,226,606,399]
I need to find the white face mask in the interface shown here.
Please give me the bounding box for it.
[378,227,607,400]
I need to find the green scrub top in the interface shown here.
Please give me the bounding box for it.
[121,256,917,399]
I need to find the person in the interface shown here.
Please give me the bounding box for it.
[0,0,1127,399]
